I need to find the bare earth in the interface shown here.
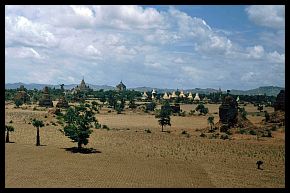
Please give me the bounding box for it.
[5,103,284,188]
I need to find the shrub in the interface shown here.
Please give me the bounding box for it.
[95,122,102,129]
[200,133,206,137]
[181,130,187,135]
[249,130,257,135]
[102,125,109,130]
[271,125,277,131]
[238,129,247,134]
[9,120,13,123]
[145,129,151,133]
[220,134,229,140]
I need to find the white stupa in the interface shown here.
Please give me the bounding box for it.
[187,92,193,99]
[194,93,200,101]
[163,92,170,100]
[171,91,178,98]
[141,91,148,100]
[179,90,186,98]
[152,89,157,99]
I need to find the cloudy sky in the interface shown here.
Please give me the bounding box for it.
[5,5,285,90]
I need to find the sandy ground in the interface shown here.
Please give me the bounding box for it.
[5,103,284,188]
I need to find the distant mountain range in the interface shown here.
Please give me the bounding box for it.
[5,83,284,96]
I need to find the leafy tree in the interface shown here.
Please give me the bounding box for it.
[155,108,171,132]
[146,102,156,111]
[59,104,97,149]
[14,99,23,108]
[195,103,208,115]
[207,116,215,131]
[257,104,264,112]
[32,119,44,146]
[5,125,15,143]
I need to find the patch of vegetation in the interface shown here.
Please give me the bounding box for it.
[145,129,151,133]
[220,133,229,140]
[249,130,257,135]
[102,124,110,130]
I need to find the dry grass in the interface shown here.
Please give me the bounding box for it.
[5,103,284,188]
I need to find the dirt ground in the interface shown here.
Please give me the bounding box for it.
[5,102,284,188]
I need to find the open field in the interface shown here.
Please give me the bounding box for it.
[5,103,284,188]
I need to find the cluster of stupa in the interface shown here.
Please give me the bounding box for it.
[141,89,202,102]
[163,91,200,101]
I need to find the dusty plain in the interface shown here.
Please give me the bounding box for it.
[5,102,285,188]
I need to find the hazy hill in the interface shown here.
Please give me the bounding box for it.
[5,83,284,96]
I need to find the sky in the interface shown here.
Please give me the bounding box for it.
[5,5,285,90]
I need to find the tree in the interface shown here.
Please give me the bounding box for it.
[14,99,23,108]
[146,102,156,111]
[5,125,15,143]
[257,104,264,112]
[195,103,208,115]
[59,103,96,149]
[207,116,214,131]
[155,108,171,132]
[32,119,44,146]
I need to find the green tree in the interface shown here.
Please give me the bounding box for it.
[14,99,23,108]
[146,102,156,111]
[59,104,96,149]
[207,116,215,131]
[5,125,15,143]
[195,103,208,115]
[257,104,264,112]
[155,108,171,132]
[32,119,44,146]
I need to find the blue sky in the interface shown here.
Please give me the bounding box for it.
[5,5,285,90]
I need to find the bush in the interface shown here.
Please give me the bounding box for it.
[200,133,206,137]
[249,130,257,135]
[145,129,151,133]
[95,122,102,129]
[181,130,187,135]
[189,110,195,115]
[9,120,13,123]
[102,125,109,130]
[238,129,247,134]
[220,134,229,140]
[270,125,277,131]
[44,115,47,118]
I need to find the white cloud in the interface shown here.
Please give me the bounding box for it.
[246,5,285,29]
[5,5,285,89]
[246,45,265,59]
[241,72,256,82]
[267,51,284,63]
[6,47,44,59]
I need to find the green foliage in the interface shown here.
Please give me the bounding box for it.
[32,119,44,128]
[14,99,23,107]
[102,124,109,130]
[195,103,208,115]
[5,125,15,132]
[249,130,257,135]
[155,107,171,132]
[59,104,97,149]
[146,102,156,112]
